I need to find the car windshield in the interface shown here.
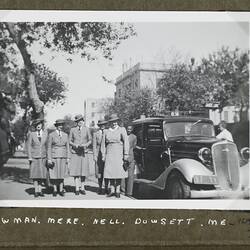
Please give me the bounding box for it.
[163,121,215,138]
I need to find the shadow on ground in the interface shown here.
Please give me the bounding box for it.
[133,183,166,199]
[0,166,33,184]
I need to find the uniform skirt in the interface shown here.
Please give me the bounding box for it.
[49,158,67,180]
[104,142,128,179]
[97,152,104,175]
[69,153,89,177]
[30,158,47,179]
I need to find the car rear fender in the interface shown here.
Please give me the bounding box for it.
[152,158,213,190]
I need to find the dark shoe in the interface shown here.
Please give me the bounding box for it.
[34,192,39,198]
[39,192,45,197]
[97,188,102,195]
[116,193,121,198]
[75,191,80,196]
[107,192,115,197]
[59,192,64,197]
[80,190,86,195]
[52,192,57,197]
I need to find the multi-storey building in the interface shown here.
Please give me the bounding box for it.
[115,62,168,100]
[84,98,113,127]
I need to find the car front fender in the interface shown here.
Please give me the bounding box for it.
[172,159,214,183]
[151,158,213,190]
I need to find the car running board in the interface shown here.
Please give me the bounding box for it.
[134,178,154,184]
[134,178,165,190]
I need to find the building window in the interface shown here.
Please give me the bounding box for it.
[233,111,239,122]
[156,78,161,87]
[91,102,95,108]
[91,112,95,118]
[223,111,229,122]
[135,79,138,88]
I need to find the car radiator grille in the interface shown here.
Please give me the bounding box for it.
[212,141,240,191]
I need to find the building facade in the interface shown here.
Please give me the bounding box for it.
[84,98,113,127]
[115,62,168,100]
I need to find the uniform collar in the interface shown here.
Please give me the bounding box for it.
[37,130,43,136]
[109,126,119,131]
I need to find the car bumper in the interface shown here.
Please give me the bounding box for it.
[190,188,250,199]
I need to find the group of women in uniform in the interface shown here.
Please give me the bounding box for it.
[27,114,129,198]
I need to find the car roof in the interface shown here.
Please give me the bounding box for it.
[132,116,213,125]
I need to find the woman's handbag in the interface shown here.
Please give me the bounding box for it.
[123,160,130,171]
[45,160,54,187]
[46,160,55,169]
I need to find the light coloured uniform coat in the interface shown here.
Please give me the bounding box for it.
[69,126,92,177]
[47,130,70,179]
[27,130,48,179]
[93,129,104,176]
[101,126,129,179]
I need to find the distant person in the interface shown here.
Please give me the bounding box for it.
[101,114,129,198]
[216,120,234,142]
[47,119,70,197]
[93,119,109,195]
[125,125,137,197]
[69,114,92,195]
[27,119,48,198]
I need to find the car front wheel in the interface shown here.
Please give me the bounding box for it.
[166,172,191,199]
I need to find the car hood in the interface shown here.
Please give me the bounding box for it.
[166,136,221,163]
[167,136,220,145]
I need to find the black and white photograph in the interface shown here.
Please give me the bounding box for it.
[0,11,249,208]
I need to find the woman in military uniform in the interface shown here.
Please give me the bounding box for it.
[93,119,109,195]
[69,114,92,195]
[47,119,70,197]
[27,119,48,197]
[101,114,129,198]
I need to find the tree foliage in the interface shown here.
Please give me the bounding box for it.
[157,63,215,113]
[157,47,249,121]
[0,22,136,119]
[201,47,249,119]
[104,87,158,126]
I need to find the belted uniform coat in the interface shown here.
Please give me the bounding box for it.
[27,130,48,179]
[69,126,92,177]
[47,130,69,179]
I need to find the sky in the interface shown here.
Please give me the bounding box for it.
[31,22,249,125]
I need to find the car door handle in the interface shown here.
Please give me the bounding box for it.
[136,146,146,150]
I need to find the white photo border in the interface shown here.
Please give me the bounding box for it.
[0,10,249,209]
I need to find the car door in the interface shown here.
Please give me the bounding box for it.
[144,123,165,180]
[133,123,145,177]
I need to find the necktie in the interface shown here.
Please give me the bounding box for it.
[59,131,61,137]
[38,131,41,142]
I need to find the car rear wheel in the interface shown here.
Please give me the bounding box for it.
[166,172,191,199]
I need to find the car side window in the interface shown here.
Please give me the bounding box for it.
[133,125,143,147]
[146,124,163,146]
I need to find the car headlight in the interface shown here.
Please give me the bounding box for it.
[240,147,249,161]
[198,147,212,163]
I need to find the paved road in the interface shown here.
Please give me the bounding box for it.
[0,152,132,200]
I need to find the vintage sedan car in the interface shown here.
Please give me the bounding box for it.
[132,116,249,199]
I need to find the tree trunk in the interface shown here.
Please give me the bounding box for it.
[5,23,44,119]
